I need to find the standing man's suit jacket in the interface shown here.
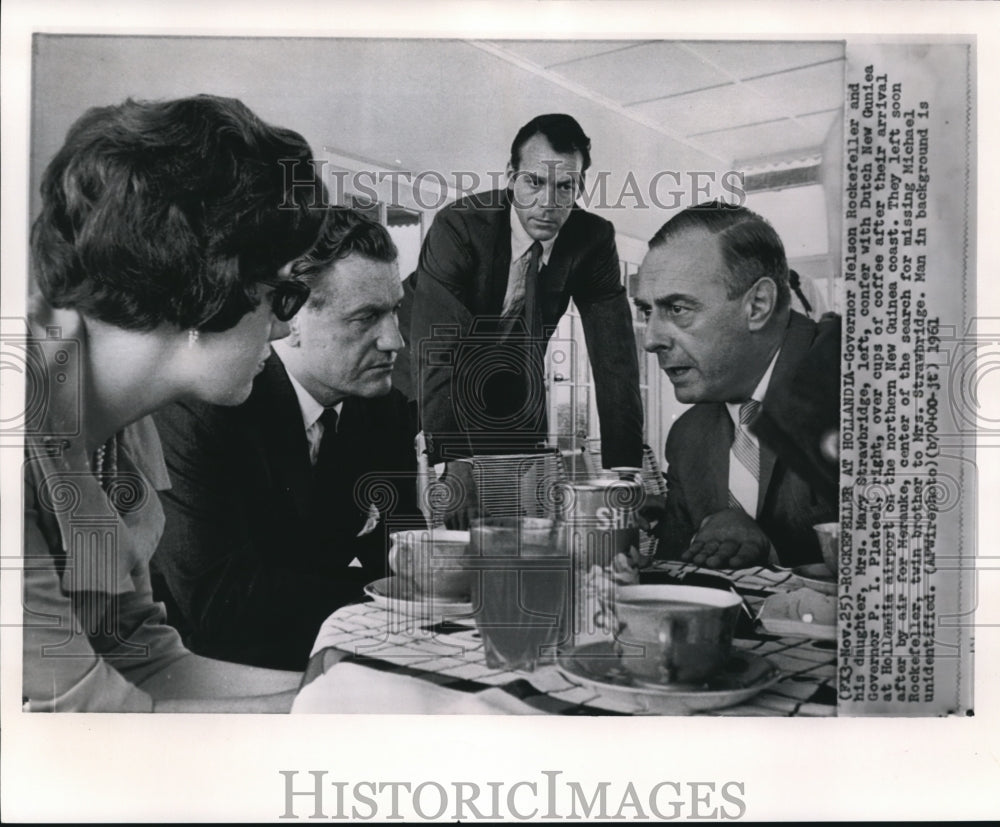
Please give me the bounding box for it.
[396,188,643,468]
[657,311,841,567]
[151,352,423,670]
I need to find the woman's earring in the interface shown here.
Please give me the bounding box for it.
[188,328,200,348]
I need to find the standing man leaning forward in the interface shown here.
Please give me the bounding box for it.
[635,202,840,570]
[399,114,643,522]
[153,208,424,670]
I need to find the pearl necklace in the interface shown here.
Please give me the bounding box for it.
[92,436,118,491]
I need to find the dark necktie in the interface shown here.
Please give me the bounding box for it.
[311,406,365,554]
[522,240,544,343]
[314,407,340,479]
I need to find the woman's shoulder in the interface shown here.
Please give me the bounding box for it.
[121,416,172,491]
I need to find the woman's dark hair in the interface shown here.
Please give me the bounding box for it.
[31,94,326,332]
[290,206,397,311]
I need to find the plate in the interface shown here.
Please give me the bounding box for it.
[790,563,838,595]
[556,642,781,715]
[364,576,473,616]
[758,588,837,640]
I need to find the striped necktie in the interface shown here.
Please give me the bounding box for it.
[728,399,761,515]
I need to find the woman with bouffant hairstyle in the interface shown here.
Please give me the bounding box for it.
[23,94,325,711]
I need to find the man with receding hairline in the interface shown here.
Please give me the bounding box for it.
[635,201,839,569]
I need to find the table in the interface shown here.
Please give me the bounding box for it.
[292,561,837,716]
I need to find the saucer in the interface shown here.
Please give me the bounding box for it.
[364,576,473,616]
[556,642,781,715]
[790,563,837,596]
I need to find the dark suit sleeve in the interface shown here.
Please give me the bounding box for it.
[152,402,367,670]
[752,312,841,503]
[369,391,428,533]
[572,220,644,469]
[406,206,478,464]
[654,426,698,560]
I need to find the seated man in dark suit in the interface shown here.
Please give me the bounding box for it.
[397,113,643,522]
[634,201,839,569]
[152,207,425,669]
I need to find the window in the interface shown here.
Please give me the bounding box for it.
[741,156,841,316]
[386,206,422,279]
[344,195,423,280]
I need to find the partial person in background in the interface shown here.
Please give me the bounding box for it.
[153,207,425,670]
[23,94,324,711]
[787,267,830,319]
[635,201,839,570]
[397,113,643,525]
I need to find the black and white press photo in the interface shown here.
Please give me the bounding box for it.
[1,1,995,822]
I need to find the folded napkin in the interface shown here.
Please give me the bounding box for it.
[292,661,545,715]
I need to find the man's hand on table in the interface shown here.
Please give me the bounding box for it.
[682,508,771,569]
[439,460,480,530]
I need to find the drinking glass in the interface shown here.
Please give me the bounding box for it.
[469,517,571,671]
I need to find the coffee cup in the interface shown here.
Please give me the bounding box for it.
[609,584,741,685]
[388,529,471,598]
[813,522,840,575]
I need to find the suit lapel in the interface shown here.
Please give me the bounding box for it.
[486,193,514,314]
[710,406,733,513]
[757,312,817,510]
[322,397,379,535]
[756,442,778,516]
[540,209,579,298]
[254,352,314,519]
[689,404,732,516]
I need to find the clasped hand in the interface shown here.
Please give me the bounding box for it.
[681,508,770,569]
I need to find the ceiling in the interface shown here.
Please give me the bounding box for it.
[30,36,845,243]
[479,39,845,166]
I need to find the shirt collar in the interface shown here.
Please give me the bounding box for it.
[510,210,558,265]
[273,348,341,431]
[726,346,781,425]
